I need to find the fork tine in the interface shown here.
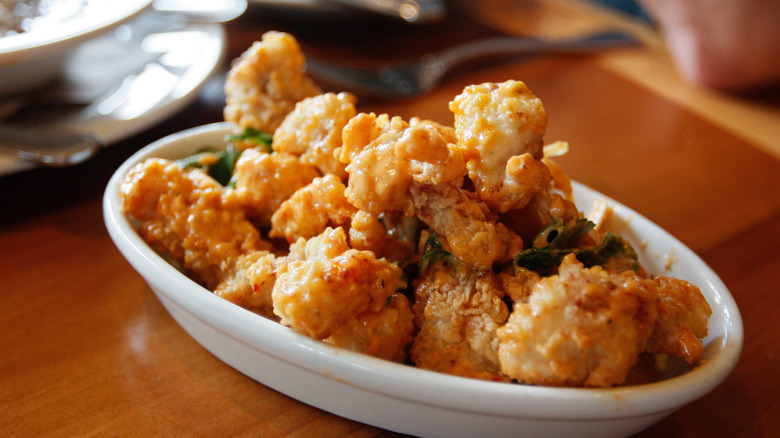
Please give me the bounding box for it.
[305,58,418,99]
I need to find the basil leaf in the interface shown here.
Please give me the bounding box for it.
[176,144,242,186]
[516,232,639,276]
[419,233,451,272]
[208,144,242,186]
[226,128,272,152]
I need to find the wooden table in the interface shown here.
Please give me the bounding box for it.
[2,1,778,436]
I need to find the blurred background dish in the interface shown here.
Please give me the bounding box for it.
[0,0,152,96]
[153,0,248,23]
[0,9,226,176]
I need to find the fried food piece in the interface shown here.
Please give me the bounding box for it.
[272,227,408,341]
[349,210,420,264]
[269,174,357,244]
[215,251,279,318]
[324,292,415,363]
[497,254,710,387]
[410,251,510,380]
[224,31,321,134]
[497,254,658,387]
[340,112,466,215]
[410,183,523,270]
[120,158,271,292]
[646,276,712,363]
[400,117,465,186]
[500,190,580,244]
[450,80,550,212]
[347,211,388,255]
[409,117,458,144]
[340,113,413,214]
[341,112,519,270]
[495,265,541,304]
[232,147,320,227]
[272,92,357,180]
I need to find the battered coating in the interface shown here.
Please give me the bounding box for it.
[232,147,320,227]
[646,276,711,363]
[324,292,415,362]
[272,227,408,340]
[224,31,321,134]
[410,183,523,270]
[410,248,510,380]
[348,210,419,264]
[120,158,277,317]
[340,111,520,270]
[269,174,357,244]
[120,158,271,290]
[215,251,279,317]
[272,92,356,180]
[340,113,467,214]
[450,80,549,212]
[497,254,711,387]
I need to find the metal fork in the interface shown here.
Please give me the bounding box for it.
[305,31,639,99]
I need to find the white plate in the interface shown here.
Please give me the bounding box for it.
[0,0,152,95]
[103,122,743,438]
[0,11,226,176]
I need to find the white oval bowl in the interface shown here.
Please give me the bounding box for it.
[0,0,151,96]
[103,122,743,438]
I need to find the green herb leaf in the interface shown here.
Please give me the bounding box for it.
[516,232,639,276]
[532,218,595,249]
[227,128,272,152]
[176,144,243,186]
[176,147,218,170]
[419,233,451,272]
[208,144,242,186]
